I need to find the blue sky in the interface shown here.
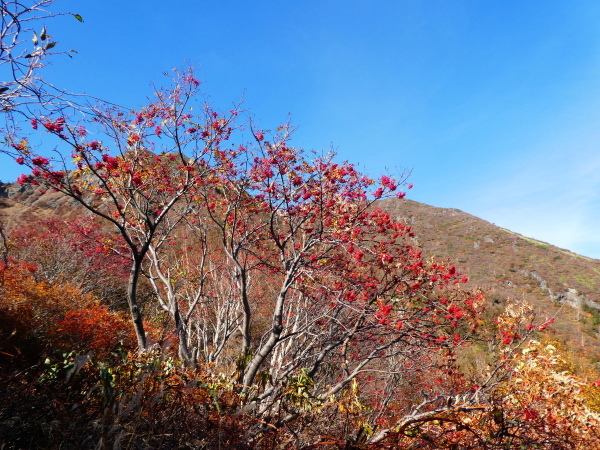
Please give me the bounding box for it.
[2,1,600,259]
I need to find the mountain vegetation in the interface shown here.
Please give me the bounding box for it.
[1,2,600,448]
[381,198,600,364]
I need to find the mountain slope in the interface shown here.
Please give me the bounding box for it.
[381,198,600,363]
[2,181,599,363]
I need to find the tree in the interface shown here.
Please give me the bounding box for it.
[180,136,482,427]
[4,69,240,350]
[7,68,486,412]
[6,68,482,406]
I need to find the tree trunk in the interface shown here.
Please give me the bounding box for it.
[127,258,148,350]
[173,304,195,367]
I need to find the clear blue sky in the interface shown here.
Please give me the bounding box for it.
[2,0,600,259]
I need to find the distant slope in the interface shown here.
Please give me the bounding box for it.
[381,198,600,363]
[0,182,84,226]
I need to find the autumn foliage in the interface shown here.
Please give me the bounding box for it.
[2,69,600,448]
[0,261,132,369]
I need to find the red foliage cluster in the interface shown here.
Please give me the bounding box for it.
[56,306,133,354]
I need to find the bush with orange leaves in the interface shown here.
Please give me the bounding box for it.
[54,305,134,355]
[0,257,135,366]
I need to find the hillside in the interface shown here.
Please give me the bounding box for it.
[0,181,85,225]
[381,198,600,363]
[2,181,600,364]
[2,180,600,448]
